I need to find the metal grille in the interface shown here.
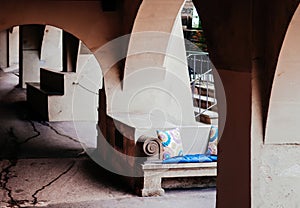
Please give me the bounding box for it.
[187,51,217,117]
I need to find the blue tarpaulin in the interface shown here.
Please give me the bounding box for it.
[162,154,217,164]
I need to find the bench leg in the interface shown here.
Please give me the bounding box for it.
[140,172,165,197]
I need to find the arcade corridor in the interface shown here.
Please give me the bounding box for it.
[0,69,216,207]
[0,0,300,207]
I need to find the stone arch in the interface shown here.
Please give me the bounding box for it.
[0,1,131,114]
[114,0,196,125]
[265,4,300,144]
[0,1,121,51]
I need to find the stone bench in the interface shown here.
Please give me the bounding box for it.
[137,136,217,197]
[95,113,215,197]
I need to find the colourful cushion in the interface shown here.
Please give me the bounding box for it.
[206,125,218,155]
[156,128,184,160]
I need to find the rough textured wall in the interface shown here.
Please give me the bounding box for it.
[252,74,300,207]
[252,1,300,207]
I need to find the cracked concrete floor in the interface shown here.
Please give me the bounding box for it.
[0,70,216,208]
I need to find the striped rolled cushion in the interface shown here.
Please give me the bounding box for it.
[156,128,184,160]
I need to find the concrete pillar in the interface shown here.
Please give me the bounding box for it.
[0,30,8,69]
[62,31,79,72]
[192,1,253,207]
[19,25,45,88]
[40,25,63,71]
[0,27,19,73]
[216,70,251,208]
[8,26,19,67]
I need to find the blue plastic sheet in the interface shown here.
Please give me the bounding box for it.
[162,154,217,164]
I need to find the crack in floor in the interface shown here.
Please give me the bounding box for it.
[7,120,40,146]
[1,103,84,207]
[35,121,90,157]
[1,122,41,208]
[18,120,40,145]
[2,120,86,207]
[31,161,76,205]
[38,121,81,144]
[0,160,20,208]
[1,128,20,208]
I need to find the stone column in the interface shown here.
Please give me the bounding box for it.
[19,25,45,88]
[8,26,19,68]
[0,29,8,69]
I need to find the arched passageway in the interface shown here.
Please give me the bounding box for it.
[1,1,299,208]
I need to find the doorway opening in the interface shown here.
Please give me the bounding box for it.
[182,0,218,127]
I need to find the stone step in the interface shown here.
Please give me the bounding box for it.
[192,94,215,102]
[192,84,215,97]
[26,54,100,122]
[193,82,215,90]
[194,108,218,125]
[192,79,214,86]
[26,82,64,96]
[40,68,65,94]
[27,70,98,121]
[26,68,69,121]
[2,64,19,73]
[194,107,218,118]
[192,95,218,111]
[198,114,218,125]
